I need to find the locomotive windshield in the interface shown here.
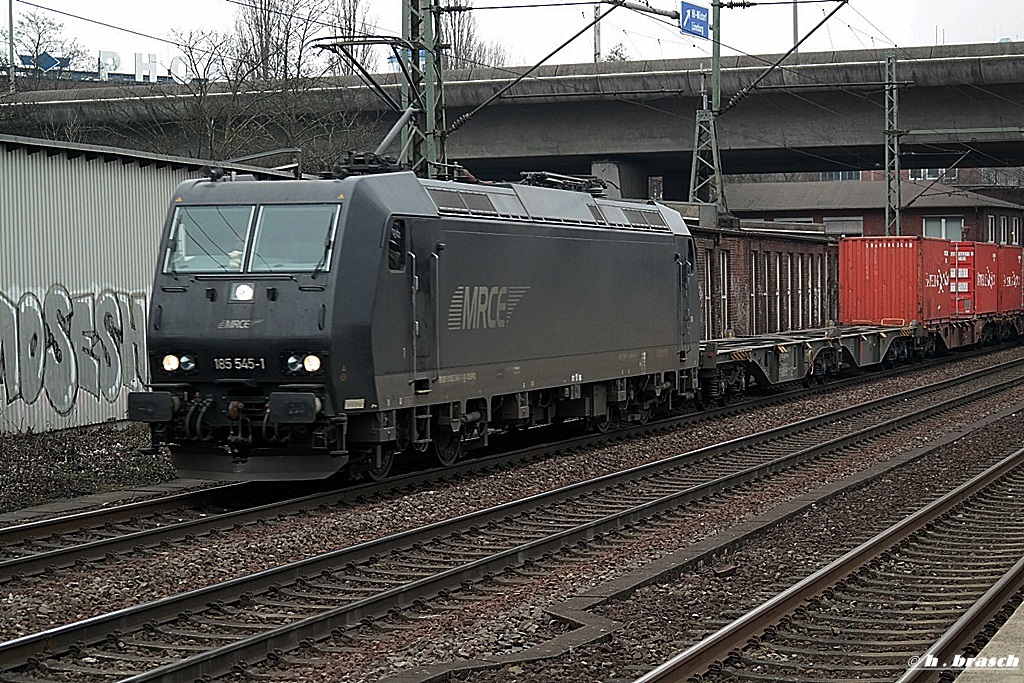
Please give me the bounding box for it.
[164,204,339,274]
[165,206,252,273]
[250,205,339,273]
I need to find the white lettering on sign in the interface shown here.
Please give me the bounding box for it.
[96,50,191,83]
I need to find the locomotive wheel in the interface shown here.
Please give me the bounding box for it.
[432,429,462,467]
[367,448,395,482]
[636,405,652,425]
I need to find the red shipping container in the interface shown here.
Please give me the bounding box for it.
[949,242,998,316]
[998,245,1023,313]
[839,236,952,325]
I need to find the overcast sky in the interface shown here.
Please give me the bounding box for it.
[13,0,1024,75]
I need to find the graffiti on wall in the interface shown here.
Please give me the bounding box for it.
[0,285,148,417]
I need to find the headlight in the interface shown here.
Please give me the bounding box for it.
[286,355,303,373]
[303,355,322,373]
[232,283,255,301]
[162,354,180,372]
[179,355,196,372]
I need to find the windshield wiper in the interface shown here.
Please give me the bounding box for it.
[311,221,334,279]
[166,240,180,280]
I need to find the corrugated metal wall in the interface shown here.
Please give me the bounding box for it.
[0,146,194,433]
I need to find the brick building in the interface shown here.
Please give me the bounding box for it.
[725,180,1024,244]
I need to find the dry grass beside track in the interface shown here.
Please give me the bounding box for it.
[0,423,174,514]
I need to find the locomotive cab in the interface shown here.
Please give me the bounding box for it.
[129,176,361,479]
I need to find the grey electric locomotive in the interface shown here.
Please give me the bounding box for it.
[128,171,703,480]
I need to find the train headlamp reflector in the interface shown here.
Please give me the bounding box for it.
[162,354,180,372]
[179,355,196,372]
[303,355,322,373]
[286,355,303,373]
[232,283,255,301]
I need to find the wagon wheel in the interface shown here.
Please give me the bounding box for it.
[881,351,897,371]
[431,428,462,467]
[636,405,652,425]
[590,413,613,434]
[366,448,395,482]
[694,385,713,411]
[716,388,734,407]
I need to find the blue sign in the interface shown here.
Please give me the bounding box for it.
[18,52,71,72]
[680,2,709,39]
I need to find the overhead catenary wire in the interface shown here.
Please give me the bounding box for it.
[445,2,620,136]
[722,0,849,113]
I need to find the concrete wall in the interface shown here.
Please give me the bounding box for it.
[9,43,1024,182]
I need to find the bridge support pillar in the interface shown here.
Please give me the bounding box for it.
[591,159,648,199]
[661,173,690,201]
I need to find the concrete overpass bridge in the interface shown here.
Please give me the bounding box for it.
[6,42,1024,199]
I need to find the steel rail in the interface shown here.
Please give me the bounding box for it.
[3,360,1022,680]
[633,445,1024,683]
[0,482,242,541]
[2,348,1003,582]
[896,547,1024,682]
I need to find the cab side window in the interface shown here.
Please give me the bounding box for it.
[388,220,406,271]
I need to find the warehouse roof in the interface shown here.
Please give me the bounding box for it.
[725,180,1024,212]
[0,134,294,179]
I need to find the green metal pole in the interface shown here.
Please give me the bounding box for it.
[424,0,438,178]
[712,0,720,112]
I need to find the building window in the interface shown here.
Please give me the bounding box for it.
[988,215,997,242]
[821,170,860,181]
[785,254,793,332]
[924,216,964,240]
[719,251,730,336]
[1014,217,1021,245]
[909,168,956,181]
[1000,216,1009,244]
[749,252,758,336]
[704,250,713,340]
[773,253,781,334]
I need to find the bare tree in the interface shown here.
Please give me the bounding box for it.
[322,0,381,76]
[439,5,509,70]
[604,42,629,62]
[4,0,386,173]
[232,0,335,80]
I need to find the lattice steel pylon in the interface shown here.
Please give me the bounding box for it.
[402,0,447,178]
[689,108,728,212]
[884,49,901,236]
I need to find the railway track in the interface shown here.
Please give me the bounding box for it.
[3,357,1024,681]
[637,445,1024,683]
[0,349,1012,583]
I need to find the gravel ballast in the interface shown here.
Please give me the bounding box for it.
[3,348,1024,665]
